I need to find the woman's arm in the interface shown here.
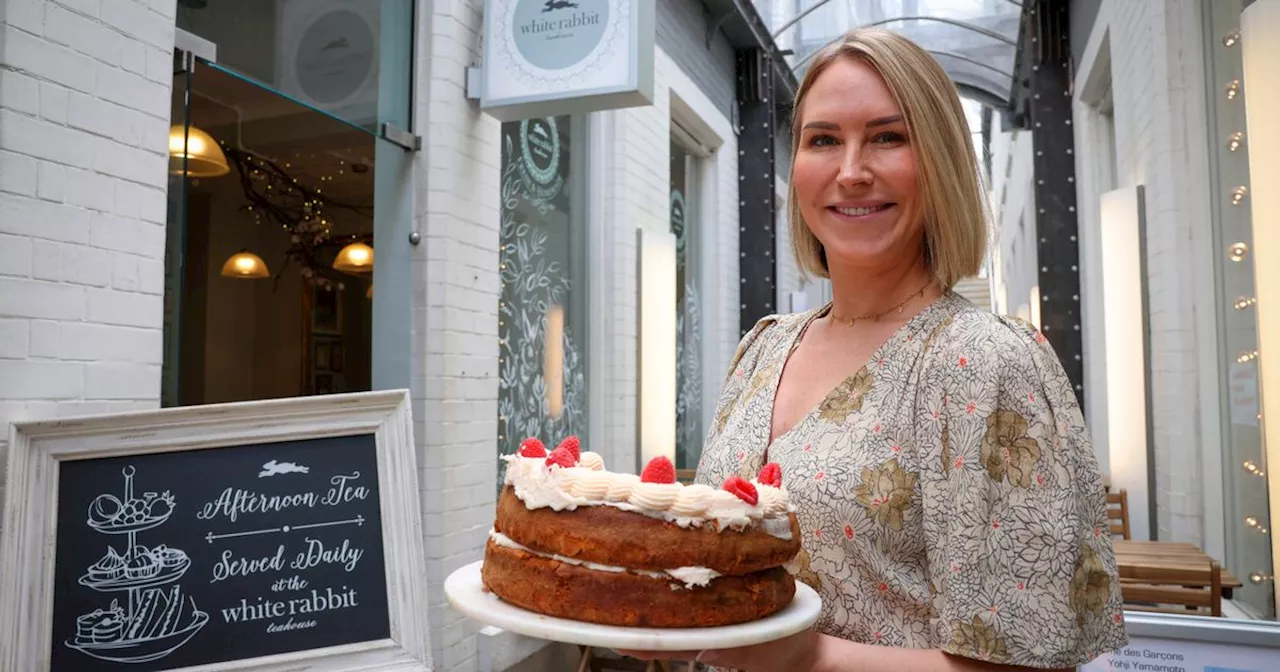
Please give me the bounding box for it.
[620,631,1073,672]
[808,635,1072,672]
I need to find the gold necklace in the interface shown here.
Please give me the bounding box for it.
[828,278,935,327]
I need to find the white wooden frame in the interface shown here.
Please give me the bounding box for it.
[0,390,432,672]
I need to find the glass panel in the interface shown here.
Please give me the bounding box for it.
[1205,0,1274,619]
[176,0,414,132]
[163,56,377,406]
[754,0,1018,104]
[498,116,591,476]
[672,140,703,471]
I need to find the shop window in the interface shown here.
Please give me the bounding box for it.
[175,0,414,134]
[1204,0,1274,619]
[497,117,591,472]
[164,58,389,406]
[671,137,704,471]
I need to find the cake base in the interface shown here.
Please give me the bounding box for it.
[481,540,796,628]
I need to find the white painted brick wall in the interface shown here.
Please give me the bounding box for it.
[998,0,1215,545]
[0,0,176,507]
[411,1,497,670]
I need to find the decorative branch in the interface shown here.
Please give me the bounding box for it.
[223,147,373,290]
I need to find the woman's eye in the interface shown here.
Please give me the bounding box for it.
[872,132,906,145]
[807,134,838,147]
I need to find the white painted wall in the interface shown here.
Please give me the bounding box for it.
[0,0,177,508]
[988,126,1037,324]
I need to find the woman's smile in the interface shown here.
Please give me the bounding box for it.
[827,201,897,221]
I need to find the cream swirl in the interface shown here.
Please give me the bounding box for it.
[578,451,605,471]
[568,471,613,500]
[629,483,681,511]
[754,482,792,516]
[670,484,716,517]
[604,473,640,502]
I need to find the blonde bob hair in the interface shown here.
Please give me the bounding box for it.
[788,28,988,289]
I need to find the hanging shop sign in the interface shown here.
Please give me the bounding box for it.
[0,390,430,672]
[469,0,655,122]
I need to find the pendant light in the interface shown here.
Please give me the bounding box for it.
[220,250,270,279]
[168,125,230,178]
[333,241,374,274]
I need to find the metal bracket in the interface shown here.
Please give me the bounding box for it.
[379,123,421,152]
[466,67,483,101]
[174,26,216,63]
[706,10,734,49]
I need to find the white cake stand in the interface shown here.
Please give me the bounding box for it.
[444,560,822,651]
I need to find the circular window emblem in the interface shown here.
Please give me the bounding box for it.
[519,118,560,187]
[295,10,375,104]
[512,0,609,71]
[670,189,687,254]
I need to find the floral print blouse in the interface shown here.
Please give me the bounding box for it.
[695,293,1128,669]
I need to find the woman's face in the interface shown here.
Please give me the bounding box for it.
[792,57,923,274]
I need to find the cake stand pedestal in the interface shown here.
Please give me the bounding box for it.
[444,561,822,652]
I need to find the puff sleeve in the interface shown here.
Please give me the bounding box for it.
[915,314,1128,668]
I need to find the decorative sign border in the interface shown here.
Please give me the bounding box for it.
[0,390,431,672]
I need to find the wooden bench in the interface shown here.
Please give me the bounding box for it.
[1116,554,1223,617]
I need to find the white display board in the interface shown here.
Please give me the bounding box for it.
[1082,636,1275,672]
[1080,614,1280,672]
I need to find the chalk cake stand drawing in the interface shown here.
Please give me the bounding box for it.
[67,465,209,664]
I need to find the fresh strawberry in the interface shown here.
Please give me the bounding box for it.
[555,435,581,463]
[723,476,759,505]
[757,462,783,488]
[640,456,676,484]
[545,446,576,469]
[518,437,547,458]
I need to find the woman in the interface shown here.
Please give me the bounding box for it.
[624,28,1127,672]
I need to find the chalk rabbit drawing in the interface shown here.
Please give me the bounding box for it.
[259,460,310,478]
[68,466,208,664]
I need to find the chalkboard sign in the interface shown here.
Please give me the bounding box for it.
[50,435,388,671]
[1,391,430,672]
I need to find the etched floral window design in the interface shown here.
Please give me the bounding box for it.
[672,139,704,471]
[497,116,590,488]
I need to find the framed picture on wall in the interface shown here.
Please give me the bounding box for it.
[331,343,344,372]
[311,285,342,335]
[314,340,332,371]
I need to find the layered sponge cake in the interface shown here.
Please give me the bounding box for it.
[481,437,801,628]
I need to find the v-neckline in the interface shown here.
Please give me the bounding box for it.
[762,292,955,453]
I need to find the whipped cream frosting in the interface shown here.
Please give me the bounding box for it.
[501,453,794,536]
[489,529,721,590]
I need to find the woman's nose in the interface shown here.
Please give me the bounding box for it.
[836,148,872,187]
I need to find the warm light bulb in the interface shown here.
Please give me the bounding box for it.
[1246,516,1259,527]
[1226,79,1241,100]
[1230,242,1249,261]
[1228,131,1245,152]
[1249,571,1272,584]
[1232,186,1249,205]
[1237,350,1259,364]
[1234,297,1257,310]
[1224,31,1240,47]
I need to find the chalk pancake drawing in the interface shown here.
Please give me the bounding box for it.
[68,465,208,664]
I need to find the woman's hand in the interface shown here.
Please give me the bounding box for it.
[616,628,827,672]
